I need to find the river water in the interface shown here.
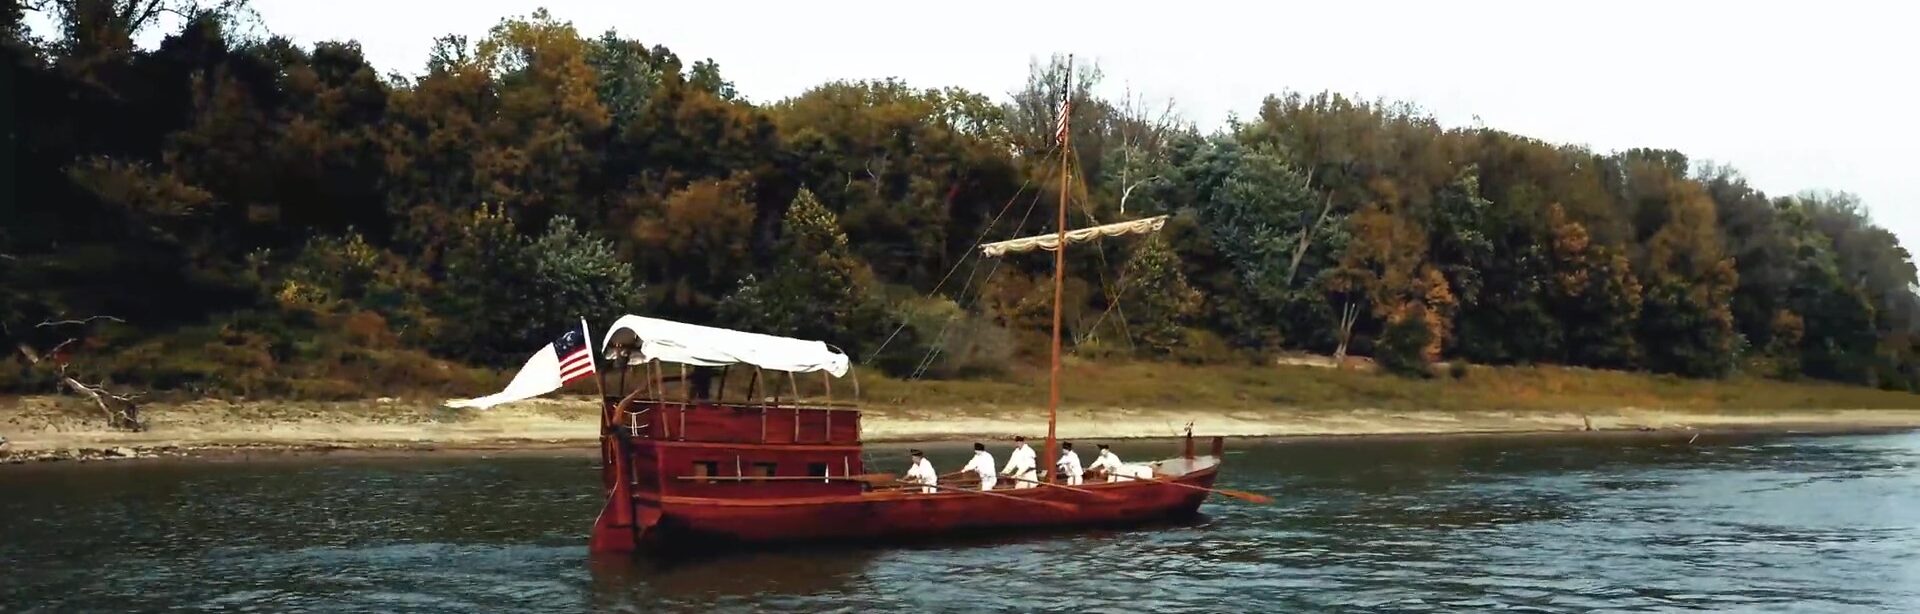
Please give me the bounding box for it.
[4,432,1919,613]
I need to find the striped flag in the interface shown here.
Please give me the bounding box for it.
[446,319,598,409]
[554,325,595,385]
[1054,95,1072,145]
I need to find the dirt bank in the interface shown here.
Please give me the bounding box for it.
[5,395,1919,463]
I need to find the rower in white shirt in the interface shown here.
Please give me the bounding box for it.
[1001,436,1038,489]
[1087,444,1124,482]
[960,442,997,490]
[902,449,938,494]
[1056,441,1085,486]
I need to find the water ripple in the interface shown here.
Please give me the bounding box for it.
[6,434,1920,612]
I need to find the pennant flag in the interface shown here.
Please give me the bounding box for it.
[446,319,597,410]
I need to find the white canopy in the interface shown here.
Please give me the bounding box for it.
[599,315,851,377]
[978,215,1168,258]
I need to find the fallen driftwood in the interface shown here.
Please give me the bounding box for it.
[9,316,145,431]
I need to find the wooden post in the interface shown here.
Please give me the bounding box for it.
[1184,423,1195,460]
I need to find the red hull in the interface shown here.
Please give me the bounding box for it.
[587,397,1230,554]
[637,459,1217,548]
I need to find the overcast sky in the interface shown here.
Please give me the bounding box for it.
[86,0,1920,250]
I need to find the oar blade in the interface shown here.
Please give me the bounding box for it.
[1219,488,1273,504]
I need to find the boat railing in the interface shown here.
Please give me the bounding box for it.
[613,398,862,445]
[603,355,864,445]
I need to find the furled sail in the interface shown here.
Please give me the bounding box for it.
[978,215,1168,258]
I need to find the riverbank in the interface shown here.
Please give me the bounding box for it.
[7,361,1920,463]
[6,400,1920,464]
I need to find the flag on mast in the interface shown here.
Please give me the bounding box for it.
[1053,94,1072,145]
[446,319,596,409]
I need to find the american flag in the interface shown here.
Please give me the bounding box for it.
[554,328,595,385]
[1054,95,1072,145]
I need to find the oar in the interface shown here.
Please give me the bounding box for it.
[890,481,1080,512]
[1112,473,1273,504]
[677,474,897,483]
[1001,474,1118,499]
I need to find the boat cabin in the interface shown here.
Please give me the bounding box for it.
[598,315,868,500]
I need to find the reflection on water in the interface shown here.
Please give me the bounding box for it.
[5,433,1920,612]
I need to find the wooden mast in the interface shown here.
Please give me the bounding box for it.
[1044,55,1072,483]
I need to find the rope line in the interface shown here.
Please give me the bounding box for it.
[861,145,1057,365]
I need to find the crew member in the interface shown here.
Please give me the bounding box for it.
[903,449,938,494]
[1088,443,1125,482]
[1056,441,1085,486]
[960,442,997,490]
[1001,435,1038,489]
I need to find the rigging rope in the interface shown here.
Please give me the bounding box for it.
[861,146,1057,365]
[907,183,1045,381]
[1066,158,1137,355]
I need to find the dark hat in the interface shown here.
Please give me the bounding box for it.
[1061,442,1074,449]
[1014,435,1026,442]
[1097,443,1110,450]
[909,449,923,456]
[973,442,986,451]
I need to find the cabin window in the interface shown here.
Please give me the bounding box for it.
[750,462,777,477]
[807,462,830,478]
[690,461,719,484]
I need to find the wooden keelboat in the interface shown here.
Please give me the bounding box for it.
[584,317,1225,553]
[583,58,1235,554]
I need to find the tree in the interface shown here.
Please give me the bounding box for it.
[1191,142,1339,350]
[1543,204,1642,368]
[626,174,756,320]
[1621,157,1739,377]
[434,208,639,365]
[716,189,883,353]
[1118,235,1201,356]
[1331,205,1456,363]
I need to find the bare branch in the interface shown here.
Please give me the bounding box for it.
[45,338,80,360]
[36,315,125,328]
[15,342,43,365]
[1284,190,1338,288]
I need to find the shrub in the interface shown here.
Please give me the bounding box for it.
[869,295,1013,379]
[435,209,641,365]
[1376,315,1433,378]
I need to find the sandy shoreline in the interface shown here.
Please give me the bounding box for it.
[5,395,1920,463]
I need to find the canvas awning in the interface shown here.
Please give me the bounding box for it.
[598,315,850,377]
[978,215,1168,258]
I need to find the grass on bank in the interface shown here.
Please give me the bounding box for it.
[9,313,1919,427]
[858,359,1920,416]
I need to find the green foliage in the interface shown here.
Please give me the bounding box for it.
[1119,235,1201,356]
[272,231,438,342]
[5,6,1918,399]
[1376,315,1434,378]
[716,189,884,354]
[435,208,640,365]
[1204,146,1321,303]
[869,295,1014,378]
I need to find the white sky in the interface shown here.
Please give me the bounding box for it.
[44,0,1920,250]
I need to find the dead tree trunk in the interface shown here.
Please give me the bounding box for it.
[11,316,144,431]
[1283,190,1337,288]
[1333,301,1360,367]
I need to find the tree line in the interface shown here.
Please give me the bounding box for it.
[6,2,1919,398]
